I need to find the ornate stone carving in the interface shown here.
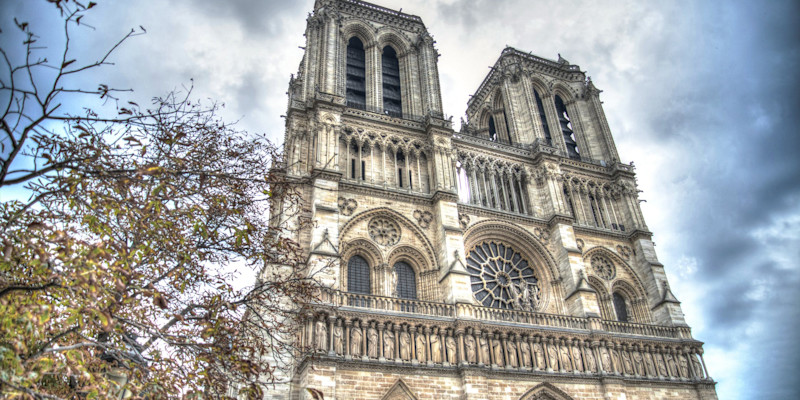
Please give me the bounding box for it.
[532,227,549,243]
[400,331,411,360]
[656,353,668,376]
[333,323,343,355]
[368,217,401,246]
[520,340,531,368]
[351,326,363,357]
[534,343,545,370]
[645,352,656,376]
[633,351,644,376]
[338,196,358,216]
[691,354,705,379]
[547,344,558,370]
[368,326,379,358]
[585,346,597,373]
[466,241,541,310]
[458,213,470,230]
[616,244,632,260]
[679,354,689,378]
[571,345,583,372]
[492,339,504,366]
[412,210,433,228]
[384,330,395,358]
[480,337,491,364]
[575,238,584,252]
[465,335,477,363]
[591,255,616,280]
[415,333,426,362]
[430,332,442,363]
[622,350,633,374]
[507,340,518,367]
[601,348,612,372]
[446,336,457,364]
[559,346,572,371]
[316,320,328,351]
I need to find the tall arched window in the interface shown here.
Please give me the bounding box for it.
[533,89,552,145]
[555,95,580,160]
[488,116,497,141]
[393,261,417,300]
[612,292,629,322]
[347,255,371,294]
[346,37,366,110]
[381,46,402,117]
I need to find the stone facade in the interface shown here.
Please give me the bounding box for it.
[265,0,717,399]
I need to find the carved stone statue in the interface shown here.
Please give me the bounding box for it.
[585,347,597,373]
[601,348,612,372]
[480,337,490,364]
[644,352,656,376]
[666,353,677,377]
[367,327,378,358]
[691,354,705,379]
[415,333,426,362]
[390,268,398,297]
[534,343,545,369]
[383,330,394,358]
[351,328,362,357]
[446,336,457,364]
[492,339,504,366]
[571,346,583,372]
[679,355,689,378]
[315,320,327,351]
[465,335,476,363]
[547,344,558,370]
[333,324,343,355]
[611,349,621,373]
[559,346,572,371]
[622,351,633,375]
[633,351,644,376]
[519,341,530,368]
[507,341,517,367]
[430,333,442,363]
[656,354,668,376]
[400,331,410,360]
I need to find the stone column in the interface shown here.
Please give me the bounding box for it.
[457,329,466,366]
[410,326,418,364]
[328,315,337,356]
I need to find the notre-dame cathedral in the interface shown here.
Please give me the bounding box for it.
[269,0,718,398]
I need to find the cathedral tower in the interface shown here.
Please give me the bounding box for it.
[272,1,717,399]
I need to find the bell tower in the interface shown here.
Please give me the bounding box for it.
[268,1,717,399]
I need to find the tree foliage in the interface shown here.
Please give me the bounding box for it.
[1,1,315,398]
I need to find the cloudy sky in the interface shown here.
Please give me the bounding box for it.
[3,0,799,398]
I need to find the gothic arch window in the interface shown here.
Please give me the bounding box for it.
[612,291,629,322]
[346,37,367,110]
[555,95,580,160]
[381,46,402,117]
[347,255,371,294]
[466,241,541,310]
[488,116,497,141]
[533,89,552,145]
[393,261,417,300]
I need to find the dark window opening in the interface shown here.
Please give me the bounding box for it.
[393,262,417,300]
[361,160,365,181]
[347,255,371,295]
[350,159,356,179]
[408,170,413,189]
[346,37,366,110]
[398,168,404,187]
[488,116,497,141]
[502,110,512,144]
[534,89,552,145]
[613,292,629,322]
[555,95,580,160]
[382,46,402,117]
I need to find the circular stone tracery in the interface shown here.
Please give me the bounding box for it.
[591,255,616,280]
[368,217,401,246]
[466,241,541,311]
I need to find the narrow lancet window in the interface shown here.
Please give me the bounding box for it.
[534,89,552,145]
[613,292,629,322]
[555,95,580,160]
[488,116,497,141]
[346,37,366,109]
[382,46,402,117]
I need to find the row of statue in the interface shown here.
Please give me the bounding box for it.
[309,317,708,381]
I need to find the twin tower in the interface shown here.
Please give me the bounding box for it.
[270,0,717,399]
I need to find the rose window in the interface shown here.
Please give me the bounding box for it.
[591,256,615,280]
[368,217,401,246]
[466,241,541,311]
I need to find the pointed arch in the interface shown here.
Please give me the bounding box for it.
[586,275,614,321]
[518,382,575,400]
[340,19,377,49]
[380,378,419,400]
[375,27,413,56]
